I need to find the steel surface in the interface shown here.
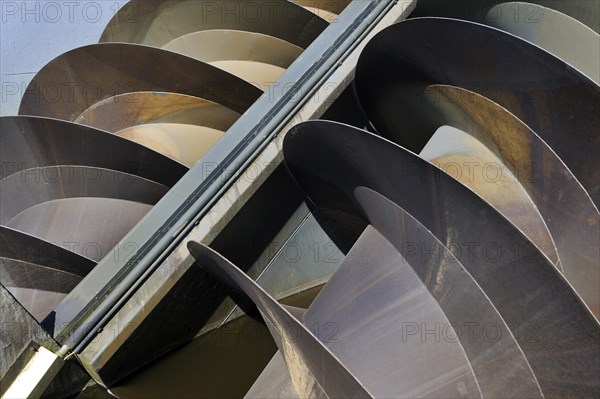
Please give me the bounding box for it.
[1,166,168,225]
[6,198,152,262]
[282,120,600,397]
[352,187,543,398]
[74,92,240,133]
[371,83,600,313]
[100,0,328,49]
[1,259,82,321]
[162,30,303,89]
[19,44,262,121]
[245,351,298,399]
[412,0,600,33]
[476,2,600,83]
[355,17,600,207]
[115,124,225,168]
[1,116,187,186]
[422,125,559,268]
[292,0,352,15]
[293,0,352,21]
[190,226,483,398]
[302,226,483,398]
[188,241,373,399]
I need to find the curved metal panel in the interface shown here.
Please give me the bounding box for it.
[422,125,560,268]
[369,81,599,309]
[187,241,374,399]
[282,120,600,397]
[0,226,95,277]
[74,92,240,133]
[115,124,225,168]
[6,198,152,262]
[1,226,95,322]
[162,30,302,67]
[162,30,303,88]
[413,85,599,311]
[191,227,483,398]
[0,116,187,186]
[210,61,287,91]
[476,2,600,84]
[18,43,262,121]
[300,226,483,398]
[412,0,600,33]
[0,258,82,321]
[351,187,543,398]
[1,166,168,225]
[355,17,600,206]
[245,351,298,399]
[100,0,328,49]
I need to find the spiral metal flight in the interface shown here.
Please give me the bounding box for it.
[1,1,598,398]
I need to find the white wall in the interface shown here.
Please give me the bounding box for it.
[1,0,128,115]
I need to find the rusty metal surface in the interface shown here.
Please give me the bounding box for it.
[100,0,328,49]
[1,166,168,225]
[1,116,187,186]
[6,198,152,262]
[18,43,262,121]
[282,120,600,397]
[187,241,372,399]
[355,17,600,207]
[74,92,240,133]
